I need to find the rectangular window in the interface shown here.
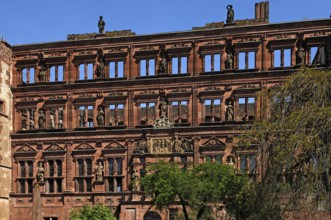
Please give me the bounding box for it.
[204,99,221,122]
[240,155,247,173]
[20,161,26,177]
[27,179,33,193]
[171,101,188,124]
[22,67,35,84]
[204,54,221,72]
[78,179,84,192]
[86,159,92,176]
[108,177,114,192]
[215,155,222,164]
[139,102,155,125]
[116,158,123,175]
[79,63,93,80]
[238,97,255,121]
[78,106,94,128]
[206,155,213,163]
[57,179,62,193]
[49,161,54,177]
[273,49,291,67]
[310,46,326,65]
[249,155,257,174]
[49,179,54,193]
[108,158,114,175]
[50,65,64,82]
[109,104,125,126]
[140,59,155,76]
[172,57,188,74]
[109,61,125,78]
[56,160,62,176]
[86,179,92,192]
[20,179,25,193]
[78,159,84,176]
[116,177,122,192]
[238,51,256,70]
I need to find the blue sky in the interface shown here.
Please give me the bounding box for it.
[0,0,329,45]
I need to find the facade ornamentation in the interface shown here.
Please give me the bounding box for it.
[95,162,104,181]
[36,162,44,182]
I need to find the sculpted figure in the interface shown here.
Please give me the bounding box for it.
[227,157,235,168]
[158,97,167,117]
[97,107,105,126]
[50,111,55,128]
[38,110,46,129]
[297,46,305,65]
[157,55,168,74]
[225,100,234,121]
[225,52,233,69]
[95,162,104,181]
[38,63,47,82]
[98,16,106,34]
[96,58,105,78]
[226,5,234,24]
[36,162,44,182]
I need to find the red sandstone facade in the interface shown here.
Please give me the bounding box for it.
[6,3,331,220]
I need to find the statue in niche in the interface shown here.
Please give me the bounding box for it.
[38,63,47,82]
[97,107,105,126]
[225,51,233,69]
[22,111,27,130]
[36,162,44,182]
[137,138,148,153]
[131,169,139,191]
[158,97,167,117]
[157,50,168,74]
[96,58,105,78]
[38,110,46,129]
[50,111,55,128]
[171,135,182,152]
[98,16,106,34]
[297,46,305,65]
[95,162,104,181]
[180,139,192,153]
[225,100,234,121]
[226,5,234,24]
[58,109,64,128]
[227,156,235,168]
[79,108,86,127]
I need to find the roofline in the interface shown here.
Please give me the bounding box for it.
[12,18,331,49]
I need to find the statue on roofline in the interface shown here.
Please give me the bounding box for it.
[98,16,106,35]
[226,5,234,24]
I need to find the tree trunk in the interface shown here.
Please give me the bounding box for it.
[196,205,206,220]
[179,196,189,220]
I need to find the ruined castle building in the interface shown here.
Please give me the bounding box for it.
[2,1,331,220]
[0,40,13,220]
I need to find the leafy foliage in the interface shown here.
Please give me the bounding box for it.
[69,203,116,220]
[238,68,331,218]
[141,161,247,220]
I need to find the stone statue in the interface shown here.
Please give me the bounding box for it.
[172,136,183,153]
[96,58,105,78]
[36,162,44,182]
[157,54,168,74]
[131,169,139,191]
[137,138,148,153]
[225,100,234,121]
[38,110,46,129]
[38,63,47,82]
[227,157,235,168]
[180,139,192,153]
[50,111,55,128]
[58,109,64,128]
[95,162,104,181]
[226,5,234,24]
[158,97,167,117]
[225,51,233,69]
[97,107,105,126]
[98,16,106,34]
[79,109,86,127]
[297,46,305,65]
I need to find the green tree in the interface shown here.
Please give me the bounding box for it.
[236,68,331,219]
[141,161,247,220]
[69,203,116,220]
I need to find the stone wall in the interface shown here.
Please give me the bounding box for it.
[0,40,12,220]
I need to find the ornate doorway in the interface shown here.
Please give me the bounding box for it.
[143,211,162,220]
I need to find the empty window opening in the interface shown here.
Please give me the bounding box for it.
[109,61,124,78]
[140,59,155,76]
[79,63,93,80]
[204,54,221,72]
